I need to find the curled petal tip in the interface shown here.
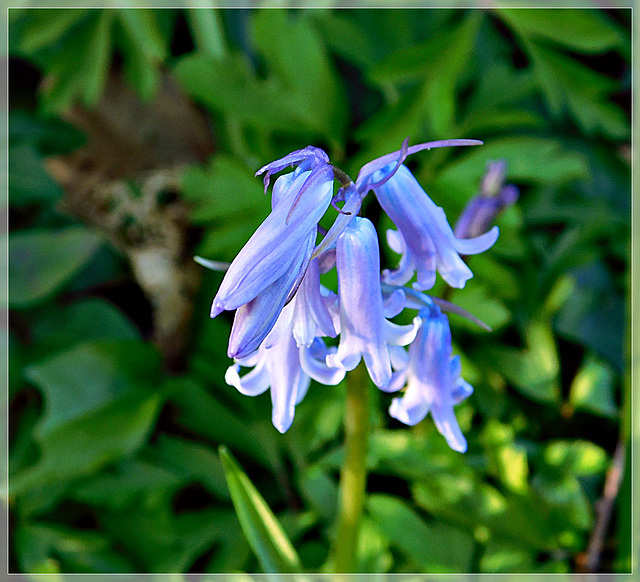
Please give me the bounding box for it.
[210,301,225,318]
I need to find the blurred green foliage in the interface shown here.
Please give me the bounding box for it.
[7,7,630,575]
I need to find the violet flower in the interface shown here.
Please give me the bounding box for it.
[226,300,344,433]
[211,147,334,317]
[327,217,418,389]
[387,302,473,453]
[372,164,499,290]
[454,160,519,240]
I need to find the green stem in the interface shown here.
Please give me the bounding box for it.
[331,362,370,573]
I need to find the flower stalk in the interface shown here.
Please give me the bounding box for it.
[331,362,370,574]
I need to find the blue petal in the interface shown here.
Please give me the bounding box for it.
[212,166,333,314]
[331,217,392,388]
[373,165,498,290]
[266,331,310,433]
[227,231,315,358]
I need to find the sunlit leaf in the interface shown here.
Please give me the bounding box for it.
[219,446,303,574]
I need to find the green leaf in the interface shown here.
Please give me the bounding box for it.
[13,341,163,492]
[498,8,625,54]
[9,143,64,206]
[449,283,511,332]
[180,155,268,225]
[168,377,270,466]
[17,9,92,55]
[149,434,230,500]
[542,440,608,477]
[8,227,104,308]
[569,354,618,418]
[367,495,473,572]
[252,10,347,138]
[219,446,302,574]
[99,497,229,573]
[31,298,140,349]
[39,11,114,111]
[117,9,167,64]
[482,319,561,404]
[480,420,529,494]
[15,523,134,573]
[71,457,183,510]
[434,137,588,201]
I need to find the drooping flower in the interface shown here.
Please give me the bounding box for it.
[211,147,334,318]
[387,302,473,453]
[226,300,344,434]
[327,217,418,389]
[371,164,499,290]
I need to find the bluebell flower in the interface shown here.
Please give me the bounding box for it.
[211,147,334,318]
[313,139,483,259]
[226,300,344,433]
[371,164,499,290]
[327,217,418,389]
[387,302,473,453]
[454,160,519,240]
[226,228,316,359]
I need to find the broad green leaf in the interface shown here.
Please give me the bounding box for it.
[17,9,92,55]
[298,466,338,523]
[174,53,316,136]
[9,143,63,206]
[118,9,167,64]
[13,341,163,491]
[219,446,302,574]
[252,10,347,138]
[413,479,559,551]
[498,8,625,54]
[39,11,114,111]
[356,516,393,573]
[480,420,529,494]
[482,319,560,404]
[99,497,229,573]
[30,298,140,349]
[480,541,536,573]
[8,227,104,308]
[434,137,588,201]
[15,523,134,573]
[569,354,618,418]
[180,155,268,225]
[542,440,608,477]
[449,284,511,332]
[149,434,230,500]
[526,42,628,139]
[367,495,473,572]
[70,457,183,510]
[555,262,625,371]
[168,377,270,466]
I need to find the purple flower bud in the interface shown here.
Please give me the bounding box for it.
[211,150,334,317]
[373,164,499,290]
[388,303,473,453]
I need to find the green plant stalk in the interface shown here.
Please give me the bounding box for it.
[331,362,369,573]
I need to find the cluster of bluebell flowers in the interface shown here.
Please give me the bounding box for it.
[205,139,501,452]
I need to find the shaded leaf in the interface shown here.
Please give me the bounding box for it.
[8,227,104,308]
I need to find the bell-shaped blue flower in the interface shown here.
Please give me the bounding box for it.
[372,164,499,290]
[388,302,473,453]
[327,217,417,389]
[226,300,345,433]
[211,148,334,317]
